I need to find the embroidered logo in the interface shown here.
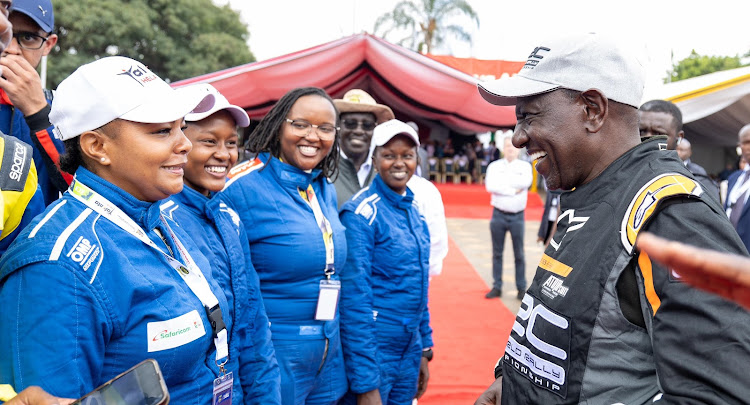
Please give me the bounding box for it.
[549,209,589,251]
[66,236,101,271]
[523,46,550,69]
[541,275,569,299]
[9,141,26,182]
[117,64,158,87]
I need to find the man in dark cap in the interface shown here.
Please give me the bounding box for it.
[0,0,69,206]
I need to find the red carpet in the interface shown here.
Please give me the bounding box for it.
[434,182,543,221]
[419,238,515,404]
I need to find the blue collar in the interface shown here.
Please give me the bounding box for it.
[372,174,414,210]
[260,152,324,189]
[171,185,210,217]
[73,167,166,232]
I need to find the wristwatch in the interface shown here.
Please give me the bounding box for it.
[422,347,434,362]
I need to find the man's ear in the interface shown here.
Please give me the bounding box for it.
[580,89,608,134]
[40,33,58,57]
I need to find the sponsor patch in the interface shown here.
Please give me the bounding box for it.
[538,254,573,278]
[507,294,571,398]
[541,275,569,299]
[0,136,32,192]
[147,310,206,352]
[621,173,702,253]
[66,236,100,271]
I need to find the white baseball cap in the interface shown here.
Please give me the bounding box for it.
[369,119,420,157]
[185,84,250,128]
[478,32,645,108]
[50,56,216,141]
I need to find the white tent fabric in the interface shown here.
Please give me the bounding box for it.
[642,66,750,147]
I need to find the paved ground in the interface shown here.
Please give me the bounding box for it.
[446,217,544,315]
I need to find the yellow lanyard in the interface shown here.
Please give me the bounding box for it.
[299,184,335,278]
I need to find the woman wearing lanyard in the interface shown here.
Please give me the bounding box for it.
[339,119,433,405]
[162,84,281,403]
[0,56,240,404]
[220,87,347,405]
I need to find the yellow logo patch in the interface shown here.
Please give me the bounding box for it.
[621,173,702,253]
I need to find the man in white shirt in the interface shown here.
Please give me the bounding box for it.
[725,124,750,252]
[408,175,449,276]
[484,137,532,299]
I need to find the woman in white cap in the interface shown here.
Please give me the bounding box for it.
[339,119,433,405]
[0,56,249,404]
[221,87,348,405]
[161,84,281,403]
[332,89,394,208]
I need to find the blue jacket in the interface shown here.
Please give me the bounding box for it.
[0,133,45,256]
[338,175,433,394]
[0,168,238,404]
[163,186,281,404]
[220,153,346,339]
[0,98,68,206]
[725,170,750,253]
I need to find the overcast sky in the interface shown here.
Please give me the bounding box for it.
[219,0,750,90]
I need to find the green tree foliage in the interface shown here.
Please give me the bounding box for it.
[665,50,744,83]
[48,0,254,88]
[374,0,479,54]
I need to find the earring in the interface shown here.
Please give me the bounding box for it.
[100,157,106,162]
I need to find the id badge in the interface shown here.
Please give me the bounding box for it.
[315,279,341,321]
[212,371,233,405]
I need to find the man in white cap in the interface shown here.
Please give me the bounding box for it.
[474,32,750,405]
[332,89,394,207]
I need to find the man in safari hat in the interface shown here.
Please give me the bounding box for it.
[332,89,394,207]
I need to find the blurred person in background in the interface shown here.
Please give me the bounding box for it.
[332,89,393,208]
[0,0,70,205]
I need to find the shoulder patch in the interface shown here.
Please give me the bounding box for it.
[354,194,380,225]
[0,135,33,192]
[621,173,703,253]
[226,157,263,179]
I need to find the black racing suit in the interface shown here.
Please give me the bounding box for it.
[501,138,750,404]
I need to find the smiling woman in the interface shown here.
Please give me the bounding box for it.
[220,87,349,404]
[338,119,433,404]
[0,56,269,404]
[162,84,281,403]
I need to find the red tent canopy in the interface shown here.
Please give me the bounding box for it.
[173,33,515,134]
[425,54,525,81]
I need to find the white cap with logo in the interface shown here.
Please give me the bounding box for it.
[185,84,250,128]
[369,119,420,158]
[478,32,645,108]
[50,56,216,141]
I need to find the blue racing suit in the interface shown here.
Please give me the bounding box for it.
[0,133,45,256]
[0,94,69,205]
[163,185,281,404]
[220,153,348,405]
[338,175,433,405]
[0,168,242,404]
